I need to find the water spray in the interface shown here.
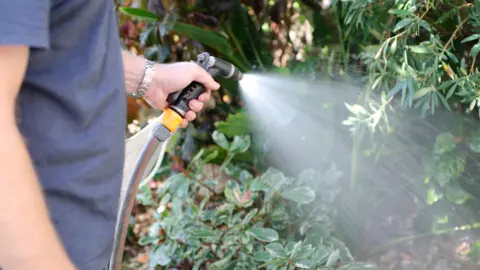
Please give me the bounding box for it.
[109,52,243,270]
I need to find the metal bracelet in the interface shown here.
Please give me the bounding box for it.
[134,59,156,98]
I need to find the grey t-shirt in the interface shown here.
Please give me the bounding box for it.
[1,1,126,269]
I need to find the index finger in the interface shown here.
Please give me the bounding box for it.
[192,64,221,91]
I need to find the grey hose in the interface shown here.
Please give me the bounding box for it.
[109,128,168,270]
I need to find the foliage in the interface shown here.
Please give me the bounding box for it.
[135,120,375,269]
[342,0,480,125]
[117,0,480,268]
[339,0,480,241]
[424,132,469,205]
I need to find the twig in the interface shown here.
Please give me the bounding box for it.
[440,17,469,57]
[471,56,476,73]
[419,1,432,20]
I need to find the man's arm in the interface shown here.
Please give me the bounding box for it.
[122,50,148,95]
[0,46,74,269]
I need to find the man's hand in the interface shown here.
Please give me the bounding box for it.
[122,51,221,128]
[143,62,221,128]
[0,45,75,270]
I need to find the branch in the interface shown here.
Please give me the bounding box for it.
[441,17,469,57]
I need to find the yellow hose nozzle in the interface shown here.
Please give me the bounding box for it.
[151,108,183,143]
[160,108,183,133]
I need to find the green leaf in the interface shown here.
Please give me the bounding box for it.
[212,130,230,149]
[445,181,470,204]
[393,18,414,32]
[446,83,458,100]
[390,38,397,54]
[259,168,288,190]
[280,187,316,204]
[330,237,354,262]
[172,197,182,215]
[437,92,451,111]
[224,180,254,207]
[224,180,241,204]
[265,242,287,258]
[250,177,268,191]
[461,34,480,43]
[409,45,430,54]
[253,251,273,262]
[295,260,314,268]
[388,9,413,16]
[325,249,340,267]
[193,259,206,270]
[414,86,434,99]
[419,20,431,32]
[242,208,258,225]
[163,173,189,198]
[434,132,456,154]
[136,184,154,206]
[190,148,205,167]
[210,257,230,270]
[248,228,279,242]
[138,235,160,246]
[438,80,454,90]
[314,245,331,265]
[470,43,480,57]
[195,246,210,260]
[446,50,459,63]
[387,80,406,100]
[430,153,466,186]
[172,22,234,58]
[204,150,219,163]
[119,7,160,21]
[187,227,218,238]
[215,112,252,137]
[229,135,251,155]
[149,245,172,266]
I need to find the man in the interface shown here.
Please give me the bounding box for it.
[0,1,219,269]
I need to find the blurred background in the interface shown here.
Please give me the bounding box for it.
[116,0,480,269]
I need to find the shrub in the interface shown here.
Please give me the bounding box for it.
[135,127,375,269]
[118,0,480,268]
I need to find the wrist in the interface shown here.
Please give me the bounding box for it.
[122,51,158,98]
[133,59,156,98]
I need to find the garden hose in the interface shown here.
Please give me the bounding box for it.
[109,52,243,270]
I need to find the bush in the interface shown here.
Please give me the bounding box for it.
[135,125,375,269]
[118,0,480,268]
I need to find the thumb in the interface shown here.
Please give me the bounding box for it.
[191,64,221,91]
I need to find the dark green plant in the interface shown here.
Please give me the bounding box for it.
[341,0,480,226]
[343,0,480,119]
[118,0,480,267]
[134,115,375,269]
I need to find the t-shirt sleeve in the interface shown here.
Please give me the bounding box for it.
[0,1,50,49]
